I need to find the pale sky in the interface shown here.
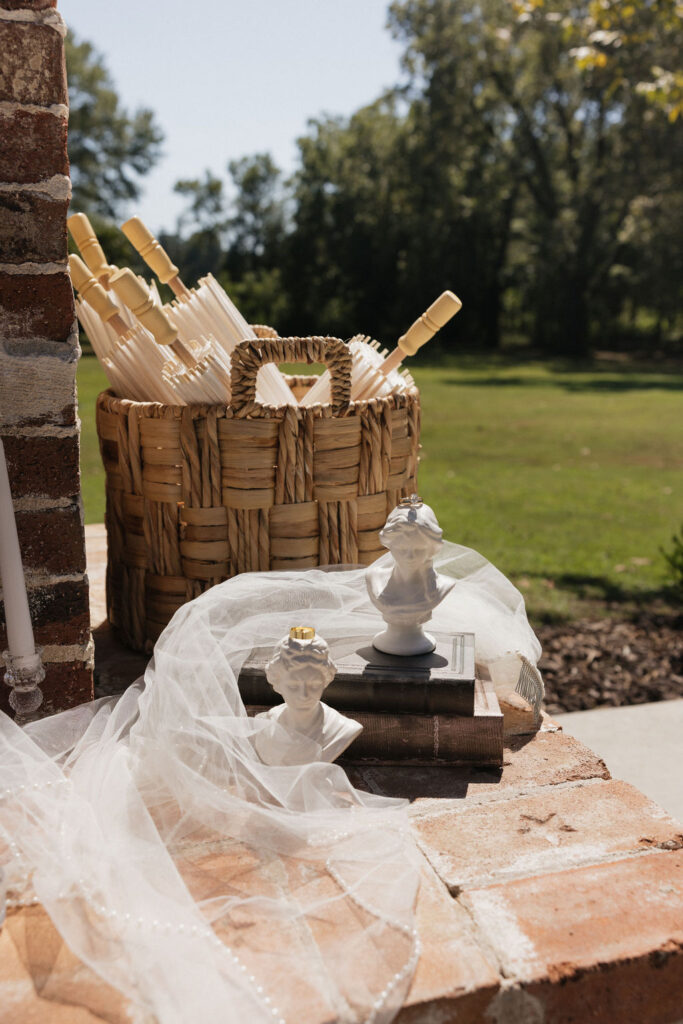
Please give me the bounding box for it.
[58,0,406,233]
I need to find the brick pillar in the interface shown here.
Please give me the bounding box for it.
[0,0,93,716]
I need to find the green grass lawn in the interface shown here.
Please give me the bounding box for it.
[77,356,110,527]
[77,354,683,623]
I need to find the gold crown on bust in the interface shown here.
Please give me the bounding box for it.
[289,626,316,641]
[399,493,423,508]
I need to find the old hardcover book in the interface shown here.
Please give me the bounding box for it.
[238,631,476,716]
[246,680,503,766]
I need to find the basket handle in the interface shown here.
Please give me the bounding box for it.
[230,336,352,412]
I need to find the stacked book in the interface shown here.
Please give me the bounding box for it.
[239,631,503,766]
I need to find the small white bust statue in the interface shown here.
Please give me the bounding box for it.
[366,495,456,656]
[254,627,362,766]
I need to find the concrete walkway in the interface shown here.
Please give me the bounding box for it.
[556,701,683,822]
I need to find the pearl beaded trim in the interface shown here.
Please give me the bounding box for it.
[81,900,285,1023]
[2,869,285,1023]
[326,858,421,1024]
[2,854,418,1024]
[2,779,71,909]
[0,776,70,802]
[1,775,420,1023]
[6,893,40,909]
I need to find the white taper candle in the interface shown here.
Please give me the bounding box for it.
[0,437,37,659]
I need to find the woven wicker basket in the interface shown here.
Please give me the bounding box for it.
[96,334,420,652]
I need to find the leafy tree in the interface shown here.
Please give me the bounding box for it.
[66,30,163,220]
[388,0,682,355]
[286,98,413,338]
[150,1,682,354]
[170,157,289,325]
[165,172,227,283]
[573,0,683,122]
[615,188,683,345]
[174,171,226,235]
[221,155,289,328]
[386,0,522,350]
[225,154,287,275]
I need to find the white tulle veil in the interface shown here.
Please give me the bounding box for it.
[0,540,541,1023]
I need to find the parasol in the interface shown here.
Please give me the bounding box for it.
[107,268,233,405]
[300,291,462,406]
[70,255,180,403]
[121,218,296,407]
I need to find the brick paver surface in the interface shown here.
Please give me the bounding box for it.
[3,719,682,1023]
[3,528,682,1021]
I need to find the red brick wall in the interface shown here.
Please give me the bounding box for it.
[0,0,93,715]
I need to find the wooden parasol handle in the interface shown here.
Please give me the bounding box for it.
[230,336,352,413]
[398,290,462,355]
[69,254,129,337]
[121,217,191,299]
[380,290,463,377]
[108,268,196,368]
[67,213,117,286]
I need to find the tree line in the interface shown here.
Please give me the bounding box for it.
[67,0,683,358]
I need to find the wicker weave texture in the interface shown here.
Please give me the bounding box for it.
[97,335,420,652]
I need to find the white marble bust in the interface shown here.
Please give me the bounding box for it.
[367,495,456,656]
[254,628,362,766]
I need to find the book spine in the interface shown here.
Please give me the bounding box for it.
[245,706,503,766]
[344,711,503,766]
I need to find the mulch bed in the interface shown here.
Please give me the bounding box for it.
[537,612,683,715]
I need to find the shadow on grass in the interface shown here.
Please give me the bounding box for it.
[552,573,676,603]
[436,375,683,392]
[416,348,683,390]
[522,572,681,625]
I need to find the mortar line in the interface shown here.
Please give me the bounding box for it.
[431,842,683,899]
[0,260,67,275]
[0,175,71,200]
[408,774,610,821]
[0,7,66,36]
[0,100,68,118]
